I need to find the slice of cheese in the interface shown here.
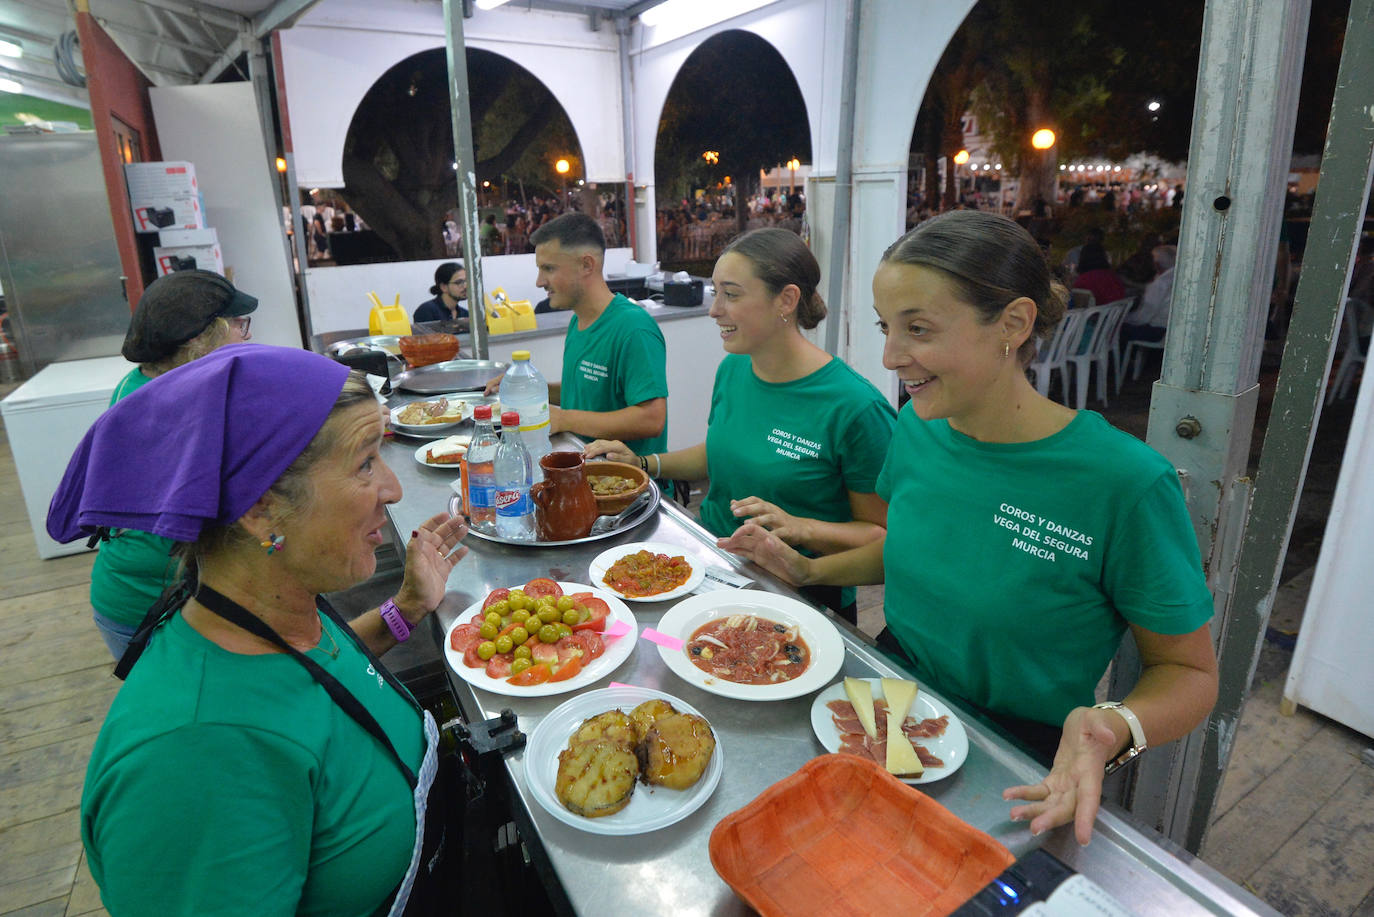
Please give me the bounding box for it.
[844,677,878,738]
[882,678,923,776]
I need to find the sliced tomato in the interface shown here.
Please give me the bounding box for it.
[449,623,481,654]
[507,664,551,686]
[462,642,484,669]
[523,578,563,599]
[497,621,524,638]
[548,655,583,682]
[484,654,513,679]
[469,612,486,626]
[555,641,585,666]
[530,642,558,665]
[571,596,610,632]
[571,630,605,660]
[481,588,511,610]
[569,591,594,604]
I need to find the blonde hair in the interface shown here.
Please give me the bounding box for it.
[142,317,238,378]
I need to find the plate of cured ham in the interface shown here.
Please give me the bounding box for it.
[809,677,969,784]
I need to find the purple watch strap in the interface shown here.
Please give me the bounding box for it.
[380,599,411,643]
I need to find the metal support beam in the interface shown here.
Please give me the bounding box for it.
[252,0,326,39]
[124,0,244,33]
[614,14,637,258]
[247,35,302,345]
[198,32,246,83]
[443,0,488,361]
[1105,0,1310,849]
[1193,0,1374,853]
[823,0,860,357]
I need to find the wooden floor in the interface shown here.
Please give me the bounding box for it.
[1,387,1372,916]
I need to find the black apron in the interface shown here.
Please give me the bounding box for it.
[132,585,453,916]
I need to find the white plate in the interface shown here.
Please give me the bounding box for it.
[413,436,471,469]
[443,582,637,697]
[587,541,706,602]
[808,678,969,784]
[523,685,723,836]
[390,398,467,435]
[654,591,844,701]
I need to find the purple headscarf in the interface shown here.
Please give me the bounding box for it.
[47,344,350,544]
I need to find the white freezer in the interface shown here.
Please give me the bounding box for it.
[1,356,134,559]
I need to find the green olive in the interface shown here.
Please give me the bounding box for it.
[479,622,498,640]
[538,606,559,624]
[556,595,575,613]
[477,641,497,661]
[514,645,531,660]
[488,599,510,617]
[511,608,530,625]
[510,626,529,645]
[555,623,572,639]
[538,624,560,644]
[562,609,580,626]
[510,658,532,676]
[494,635,513,655]
[485,611,501,626]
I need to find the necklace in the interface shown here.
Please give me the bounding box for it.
[315,621,340,659]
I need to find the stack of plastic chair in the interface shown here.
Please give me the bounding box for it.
[1027,309,1088,404]
[367,293,411,336]
[1326,297,1370,404]
[1065,300,1132,409]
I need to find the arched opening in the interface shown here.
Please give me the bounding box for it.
[321,48,584,264]
[653,29,810,273]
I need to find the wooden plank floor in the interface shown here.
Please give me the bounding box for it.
[1,395,1371,915]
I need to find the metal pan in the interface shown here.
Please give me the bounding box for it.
[395,359,507,394]
[448,479,661,547]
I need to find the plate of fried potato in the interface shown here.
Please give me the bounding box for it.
[524,685,723,835]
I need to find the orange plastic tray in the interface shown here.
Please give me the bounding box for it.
[709,754,1014,917]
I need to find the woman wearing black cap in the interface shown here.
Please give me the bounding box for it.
[50,345,468,915]
[91,270,257,658]
[412,261,467,323]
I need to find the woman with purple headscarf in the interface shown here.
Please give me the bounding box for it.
[49,344,468,916]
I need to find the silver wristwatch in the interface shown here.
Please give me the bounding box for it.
[1093,701,1147,775]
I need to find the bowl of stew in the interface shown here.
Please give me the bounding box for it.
[585,461,650,516]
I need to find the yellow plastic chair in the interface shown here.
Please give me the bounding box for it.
[367,292,411,336]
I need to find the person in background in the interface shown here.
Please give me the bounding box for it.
[91,270,256,659]
[489,212,668,457]
[585,229,894,622]
[724,212,1216,845]
[51,345,468,915]
[1071,241,1126,306]
[1120,245,1178,347]
[480,213,502,256]
[413,262,468,323]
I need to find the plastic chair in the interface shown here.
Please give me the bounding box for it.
[1027,309,1088,404]
[1326,297,1370,403]
[1122,334,1168,388]
[1065,301,1131,409]
[1069,289,1096,310]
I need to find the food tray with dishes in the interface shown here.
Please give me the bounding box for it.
[389,393,499,436]
[444,580,637,697]
[393,359,507,394]
[524,685,724,836]
[809,677,968,784]
[708,754,1013,917]
[654,591,844,701]
[450,478,661,547]
[588,541,706,602]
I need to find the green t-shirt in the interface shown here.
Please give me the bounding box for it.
[82,610,425,917]
[90,368,180,627]
[877,408,1213,727]
[561,294,668,456]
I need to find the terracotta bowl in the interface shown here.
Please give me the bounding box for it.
[584,460,649,516]
[398,333,460,368]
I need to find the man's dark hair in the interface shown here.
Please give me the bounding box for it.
[530,211,605,255]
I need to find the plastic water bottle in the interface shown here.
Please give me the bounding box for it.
[465,404,500,531]
[499,350,551,478]
[494,410,535,541]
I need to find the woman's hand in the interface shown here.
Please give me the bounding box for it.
[583,439,637,465]
[394,512,469,623]
[715,522,814,586]
[1002,706,1124,845]
[729,497,811,547]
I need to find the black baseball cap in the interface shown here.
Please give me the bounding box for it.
[122,270,258,363]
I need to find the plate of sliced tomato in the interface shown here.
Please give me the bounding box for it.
[444,578,638,697]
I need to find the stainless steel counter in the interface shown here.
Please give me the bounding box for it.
[380,430,1278,917]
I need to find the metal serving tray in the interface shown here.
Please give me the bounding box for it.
[447,480,661,547]
[394,359,507,394]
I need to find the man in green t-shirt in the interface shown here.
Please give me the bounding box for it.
[528,212,668,456]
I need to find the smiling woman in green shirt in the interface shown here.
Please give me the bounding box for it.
[585,228,895,622]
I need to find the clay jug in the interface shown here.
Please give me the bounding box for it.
[530,451,597,541]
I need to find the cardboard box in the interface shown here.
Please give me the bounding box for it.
[153,227,223,277]
[124,162,206,233]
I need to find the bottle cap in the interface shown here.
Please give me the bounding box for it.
[512,350,530,361]
[501,410,520,426]
[473,404,492,420]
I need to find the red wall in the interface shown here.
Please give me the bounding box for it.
[76,7,161,309]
